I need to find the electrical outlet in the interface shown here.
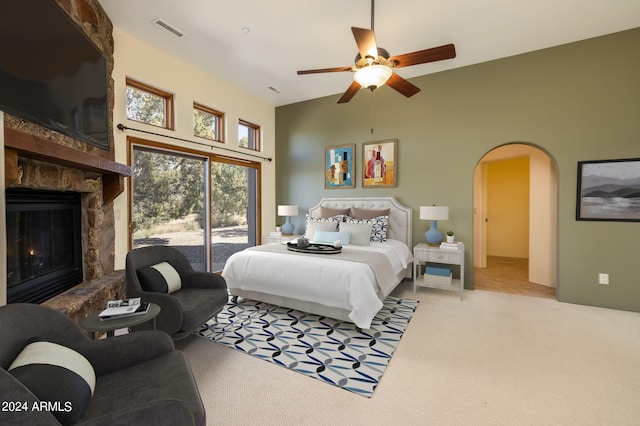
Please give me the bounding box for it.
[598,273,609,285]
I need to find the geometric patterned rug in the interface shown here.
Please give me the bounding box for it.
[197,296,419,398]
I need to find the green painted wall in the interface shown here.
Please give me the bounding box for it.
[275,28,640,312]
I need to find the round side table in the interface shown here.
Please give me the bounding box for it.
[81,303,161,339]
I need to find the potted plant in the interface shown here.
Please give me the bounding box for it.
[446,230,455,243]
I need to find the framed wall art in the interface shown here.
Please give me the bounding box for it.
[362,139,397,188]
[576,158,640,221]
[325,144,355,189]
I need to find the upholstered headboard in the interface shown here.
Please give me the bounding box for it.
[308,197,412,249]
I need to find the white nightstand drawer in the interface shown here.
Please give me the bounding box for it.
[414,247,462,265]
[427,251,460,264]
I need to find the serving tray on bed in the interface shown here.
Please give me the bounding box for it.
[286,242,341,254]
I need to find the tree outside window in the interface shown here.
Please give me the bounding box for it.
[238,119,260,151]
[194,102,224,142]
[125,77,174,130]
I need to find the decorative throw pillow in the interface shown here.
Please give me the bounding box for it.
[306,213,343,224]
[319,206,350,218]
[137,261,182,294]
[345,215,389,242]
[339,222,372,246]
[312,230,351,245]
[350,207,390,220]
[304,214,340,238]
[9,340,96,425]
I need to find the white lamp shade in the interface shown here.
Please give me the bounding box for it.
[420,206,449,221]
[277,205,299,217]
[354,65,393,89]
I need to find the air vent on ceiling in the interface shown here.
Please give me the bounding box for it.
[152,18,184,38]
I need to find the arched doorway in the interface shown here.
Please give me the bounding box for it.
[473,143,558,298]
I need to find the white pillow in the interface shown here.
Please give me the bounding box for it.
[339,222,372,246]
[345,215,389,242]
[312,230,351,245]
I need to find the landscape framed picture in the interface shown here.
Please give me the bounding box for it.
[362,139,397,188]
[576,158,640,221]
[325,144,355,189]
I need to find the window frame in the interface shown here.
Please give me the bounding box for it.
[126,136,262,271]
[238,119,261,152]
[193,102,225,143]
[125,77,175,130]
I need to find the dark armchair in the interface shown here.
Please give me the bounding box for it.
[125,245,228,340]
[0,303,205,425]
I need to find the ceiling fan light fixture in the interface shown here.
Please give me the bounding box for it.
[354,64,392,91]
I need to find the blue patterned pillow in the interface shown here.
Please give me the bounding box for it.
[306,214,343,224]
[345,215,389,242]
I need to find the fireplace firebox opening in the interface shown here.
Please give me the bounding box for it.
[6,188,83,304]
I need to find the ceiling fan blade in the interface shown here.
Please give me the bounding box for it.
[386,72,421,97]
[390,44,456,68]
[337,80,362,104]
[351,27,378,60]
[297,66,354,75]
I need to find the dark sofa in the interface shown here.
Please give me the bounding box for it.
[0,303,205,425]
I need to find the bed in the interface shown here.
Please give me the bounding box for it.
[221,197,413,329]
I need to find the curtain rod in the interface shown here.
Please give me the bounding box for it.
[116,123,272,162]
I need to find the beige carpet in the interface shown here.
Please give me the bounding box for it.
[175,281,640,425]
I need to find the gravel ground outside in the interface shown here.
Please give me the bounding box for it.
[133,225,249,271]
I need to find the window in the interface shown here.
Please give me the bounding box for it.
[126,77,174,130]
[129,139,261,273]
[238,119,260,151]
[130,145,207,270]
[194,102,224,142]
[211,159,259,271]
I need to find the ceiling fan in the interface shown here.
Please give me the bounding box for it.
[297,0,456,103]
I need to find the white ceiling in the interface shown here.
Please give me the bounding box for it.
[98,0,640,107]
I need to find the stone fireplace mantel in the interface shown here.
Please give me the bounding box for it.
[3,126,131,203]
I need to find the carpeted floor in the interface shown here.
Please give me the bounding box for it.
[197,296,419,397]
[176,281,640,425]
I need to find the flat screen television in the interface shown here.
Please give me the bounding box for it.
[0,0,110,150]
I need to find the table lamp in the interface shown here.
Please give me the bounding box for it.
[420,205,449,246]
[278,205,298,235]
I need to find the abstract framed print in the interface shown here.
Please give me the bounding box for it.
[362,139,397,188]
[325,144,355,189]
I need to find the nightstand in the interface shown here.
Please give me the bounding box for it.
[413,243,465,300]
[263,234,302,244]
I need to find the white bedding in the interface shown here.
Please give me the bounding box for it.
[221,239,412,329]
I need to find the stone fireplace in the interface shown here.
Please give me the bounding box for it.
[3,128,130,323]
[2,0,130,324]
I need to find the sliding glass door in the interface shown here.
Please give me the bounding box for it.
[130,140,260,272]
[211,161,258,271]
[131,146,209,271]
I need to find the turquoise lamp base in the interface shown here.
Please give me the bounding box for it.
[425,220,442,246]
